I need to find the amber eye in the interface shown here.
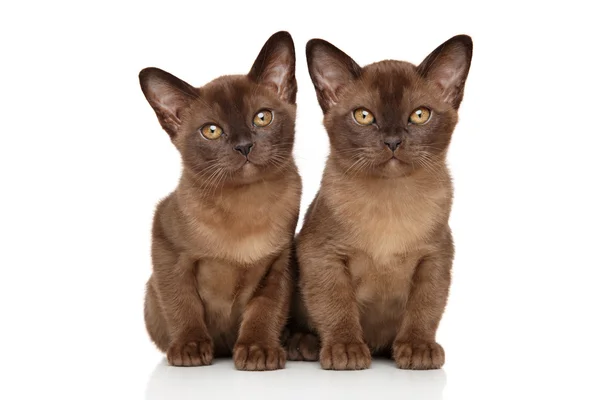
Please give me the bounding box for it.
[353,108,375,125]
[253,110,273,127]
[409,107,431,125]
[200,124,224,140]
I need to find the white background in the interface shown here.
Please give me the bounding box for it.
[1,1,599,399]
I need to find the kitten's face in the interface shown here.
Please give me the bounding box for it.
[140,31,297,186]
[307,35,472,179]
[177,76,295,185]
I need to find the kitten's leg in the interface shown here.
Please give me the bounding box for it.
[393,233,453,370]
[150,238,213,367]
[144,277,170,352]
[233,247,293,371]
[299,252,371,370]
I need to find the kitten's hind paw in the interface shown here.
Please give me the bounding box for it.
[286,332,320,361]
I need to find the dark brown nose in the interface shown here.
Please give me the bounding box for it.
[234,142,254,156]
[384,138,402,151]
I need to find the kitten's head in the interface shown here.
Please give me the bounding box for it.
[139,31,297,186]
[306,35,472,178]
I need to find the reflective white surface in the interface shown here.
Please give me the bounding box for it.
[146,359,447,400]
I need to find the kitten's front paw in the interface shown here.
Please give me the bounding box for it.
[286,332,320,361]
[167,339,213,367]
[233,343,286,371]
[393,341,445,370]
[320,342,371,370]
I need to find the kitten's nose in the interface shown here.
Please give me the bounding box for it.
[234,142,254,156]
[384,138,402,151]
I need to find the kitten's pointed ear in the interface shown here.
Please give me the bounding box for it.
[248,31,297,104]
[139,67,198,138]
[418,35,473,109]
[306,39,362,113]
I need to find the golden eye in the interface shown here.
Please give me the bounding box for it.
[409,107,431,125]
[200,124,223,140]
[253,110,273,127]
[353,108,375,125]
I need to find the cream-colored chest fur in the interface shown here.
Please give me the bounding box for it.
[179,174,301,264]
[323,171,450,263]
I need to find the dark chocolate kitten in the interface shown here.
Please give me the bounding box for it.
[288,35,472,370]
[140,31,302,371]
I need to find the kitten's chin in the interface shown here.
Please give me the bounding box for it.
[376,158,414,178]
[229,161,279,185]
[229,161,262,184]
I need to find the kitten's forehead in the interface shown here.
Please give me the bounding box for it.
[198,76,253,111]
[362,60,419,98]
[353,60,423,125]
[192,75,280,120]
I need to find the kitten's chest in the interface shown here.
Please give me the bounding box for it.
[187,178,300,263]
[197,212,285,264]
[349,251,420,305]
[331,182,447,260]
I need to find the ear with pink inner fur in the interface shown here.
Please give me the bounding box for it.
[248,31,297,104]
[139,67,198,138]
[417,35,473,110]
[305,39,362,113]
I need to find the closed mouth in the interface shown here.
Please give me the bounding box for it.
[388,155,409,165]
[234,159,253,171]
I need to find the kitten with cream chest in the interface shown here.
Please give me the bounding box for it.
[288,35,473,370]
[140,31,301,370]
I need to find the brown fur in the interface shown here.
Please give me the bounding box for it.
[139,31,301,370]
[288,35,473,370]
